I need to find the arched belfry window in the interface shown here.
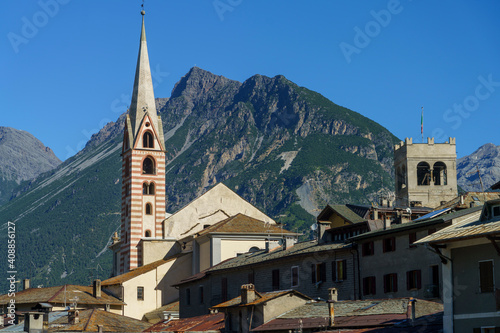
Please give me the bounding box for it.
[417,162,431,186]
[145,203,152,215]
[143,131,154,148]
[145,230,151,237]
[149,183,155,195]
[433,162,447,185]
[143,183,148,195]
[143,157,155,175]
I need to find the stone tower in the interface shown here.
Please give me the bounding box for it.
[394,137,457,208]
[116,10,166,274]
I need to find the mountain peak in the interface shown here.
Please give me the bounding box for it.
[170,67,241,100]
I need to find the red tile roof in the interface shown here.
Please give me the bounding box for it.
[212,289,311,309]
[50,308,151,332]
[195,213,297,237]
[0,285,124,306]
[102,254,184,286]
[145,312,224,332]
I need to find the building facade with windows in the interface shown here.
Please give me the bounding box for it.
[417,199,500,333]
[350,206,482,301]
[175,240,358,318]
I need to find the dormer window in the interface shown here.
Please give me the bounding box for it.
[143,131,154,148]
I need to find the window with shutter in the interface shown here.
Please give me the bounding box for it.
[272,269,280,290]
[479,260,494,293]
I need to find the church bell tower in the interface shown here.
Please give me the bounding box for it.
[116,10,166,274]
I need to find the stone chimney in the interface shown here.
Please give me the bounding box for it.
[93,279,101,298]
[68,310,79,325]
[265,239,281,252]
[317,222,329,244]
[240,284,256,304]
[284,236,295,250]
[24,312,44,333]
[23,279,30,290]
[328,287,338,302]
[98,324,104,333]
[327,288,337,327]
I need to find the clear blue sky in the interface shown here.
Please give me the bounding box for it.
[2,1,499,161]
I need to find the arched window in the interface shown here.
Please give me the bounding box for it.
[143,131,154,148]
[143,157,155,174]
[433,162,447,185]
[145,203,152,215]
[142,182,156,195]
[417,162,431,186]
[145,230,151,237]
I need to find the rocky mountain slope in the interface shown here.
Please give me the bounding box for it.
[457,143,500,191]
[0,67,398,289]
[0,127,61,205]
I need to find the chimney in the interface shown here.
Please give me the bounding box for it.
[327,288,337,327]
[98,325,104,333]
[68,310,80,325]
[284,236,295,250]
[265,239,280,252]
[24,312,44,333]
[328,287,338,302]
[93,279,101,298]
[23,279,30,290]
[373,208,379,220]
[409,298,416,326]
[317,222,328,244]
[240,284,256,304]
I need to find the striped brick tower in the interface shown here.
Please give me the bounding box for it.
[119,10,166,274]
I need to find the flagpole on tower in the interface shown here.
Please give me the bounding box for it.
[421,106,424,143]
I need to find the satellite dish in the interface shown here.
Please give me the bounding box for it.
[310,224,318,231]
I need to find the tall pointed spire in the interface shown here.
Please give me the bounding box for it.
[128,10,160,137]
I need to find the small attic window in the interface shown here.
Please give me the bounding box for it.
[492,205,500,217]
[145,122,150,127]
[203,224,211,229]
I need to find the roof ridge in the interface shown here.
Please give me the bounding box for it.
[47,285,67,302]
[83,308,96,332]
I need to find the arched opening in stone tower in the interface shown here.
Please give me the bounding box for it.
[433,162,447,185]
[417,162,431,186]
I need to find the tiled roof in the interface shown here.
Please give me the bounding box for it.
[195,213,297,237]
[145,312,224,332]
[101,254,184,286]
[209,240,349,273]
[433,192,500,211]
[318,205,366,224]
[349,206,483,242]
[49,309,151,332]
[416,211,500,244]
[212,289,311,309]
[252,298,443,331]
[175,240,350,286]
[0,285,124,306]
[143,301,179,323]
